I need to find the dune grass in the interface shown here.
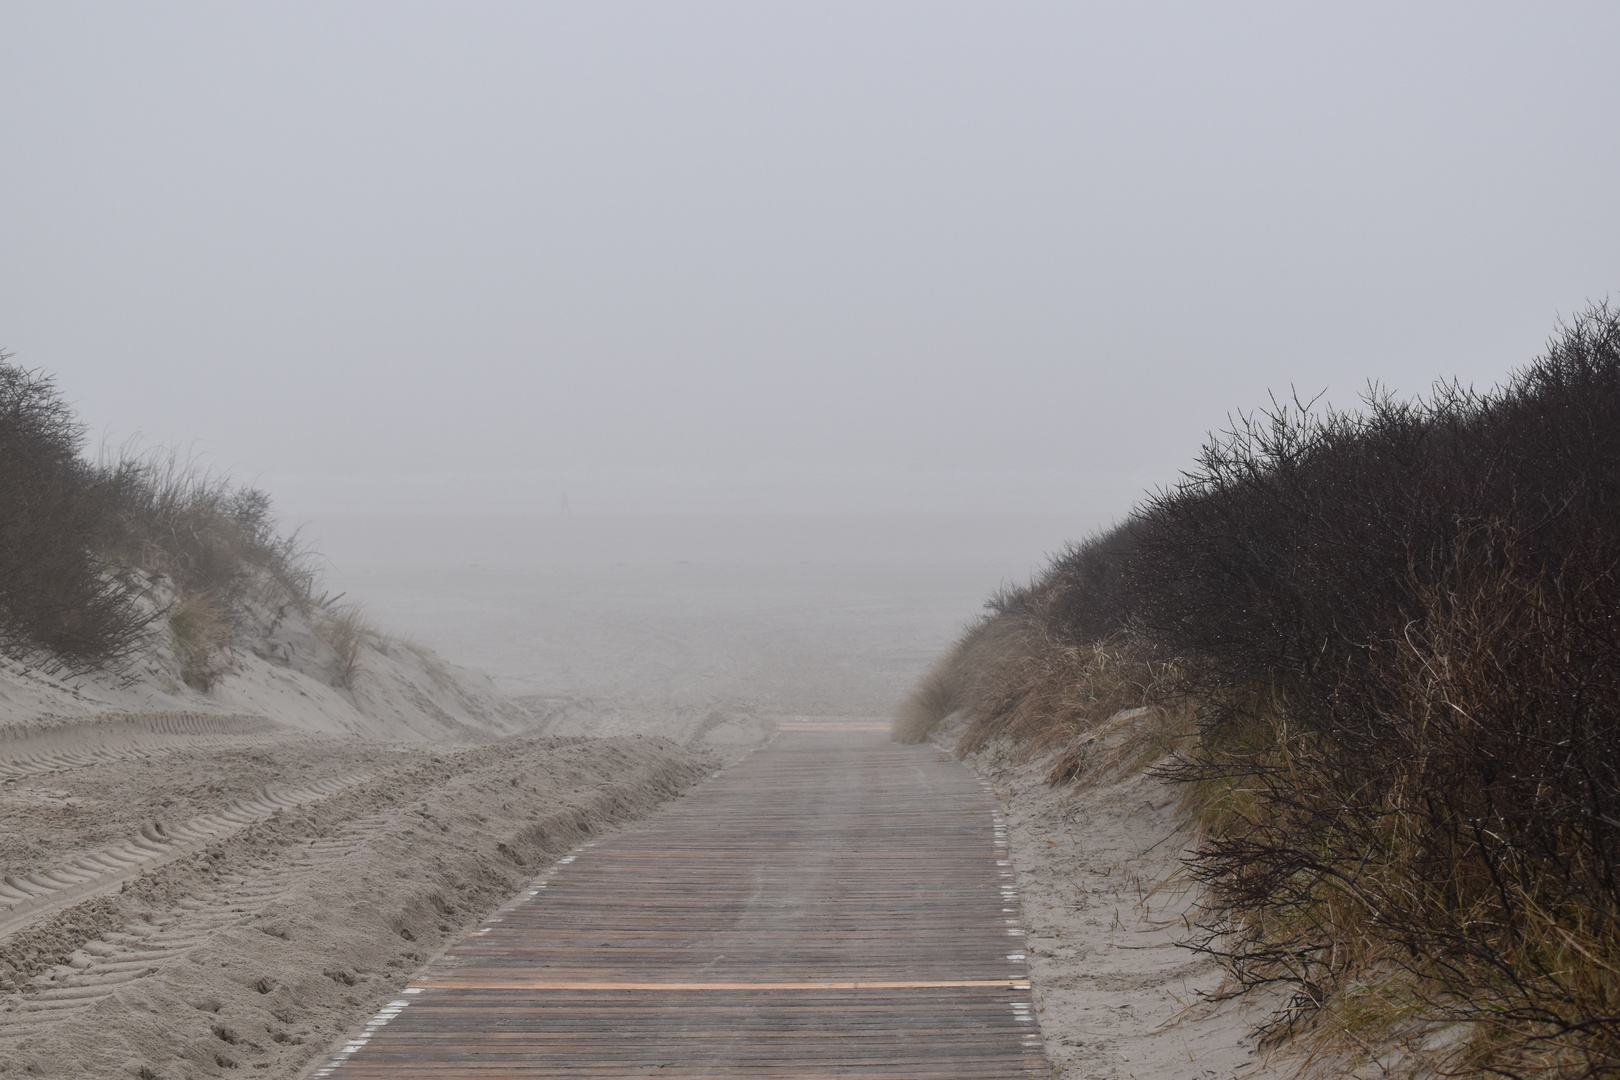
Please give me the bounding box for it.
[167,590,235,690]
[0,355,335,680]
[316,601,381,689]
[901,303,1620,1076]
[97,445,317,611]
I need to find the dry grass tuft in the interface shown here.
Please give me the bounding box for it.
[891,656,963,744]
[168,591,234,691]
[316,602,379,689]
[97,445,316,610]
[891,614,1032,745]
[893,602,1188,785]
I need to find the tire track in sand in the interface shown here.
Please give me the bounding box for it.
[0,713,292,784]
[0,773,373,939]
[0,818,371,1039]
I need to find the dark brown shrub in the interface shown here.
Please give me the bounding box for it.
[903,301,1620,1073]
[0,358,148,671]
[0,353,318,677]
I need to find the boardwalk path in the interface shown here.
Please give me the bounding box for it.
[313,721,1050,1078]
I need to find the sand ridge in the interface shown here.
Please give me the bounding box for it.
[0,729,713,1079]
[0,768,374,937]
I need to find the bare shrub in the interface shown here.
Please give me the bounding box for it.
[0,358,149,672]
[1179,523,1620,1072]
[1129,306,1620,1062]
[0,352,321,680]
[1038,520,1143,644]
[899,302,1620,1074]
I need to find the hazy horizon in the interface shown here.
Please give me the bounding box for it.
[4,2,1617,538]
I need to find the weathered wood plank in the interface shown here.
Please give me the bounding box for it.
[311,725,1048,1078]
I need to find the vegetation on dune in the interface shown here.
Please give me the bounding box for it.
[901,303,1620,1077]
[98,447,315,612]
[97,446,320,686]
[316,600,381,690]
[0,354,348,684]
[0,360,151,671]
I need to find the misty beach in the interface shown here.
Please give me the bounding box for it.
[4,3,1620,1078]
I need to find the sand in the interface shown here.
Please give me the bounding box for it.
[0,562,545,747]
[0,563,741,1078]
[0,725,711,1079]
[954,727,1284,1080]
[0,541,1280,1078]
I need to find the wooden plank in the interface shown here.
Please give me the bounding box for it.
[310,728,1048,1078]
[414,980,1030,991]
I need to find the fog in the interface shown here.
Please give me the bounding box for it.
[4,3,1619,709]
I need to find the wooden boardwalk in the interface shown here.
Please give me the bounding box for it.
[311,721,1049,1078]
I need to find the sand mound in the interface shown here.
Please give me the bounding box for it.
[0,576,532,745]
[0,732,710,1079]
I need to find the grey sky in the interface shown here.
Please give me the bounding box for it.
[3,2,1617,521]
